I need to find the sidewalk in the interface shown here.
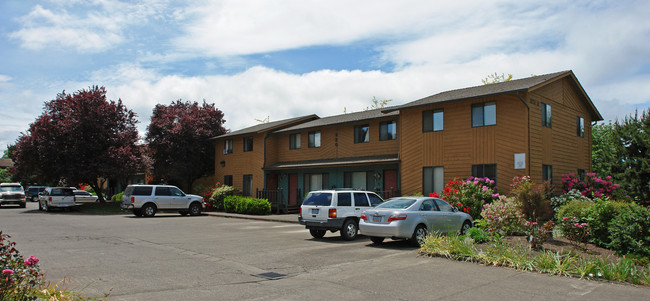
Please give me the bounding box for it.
[204,211,300,224]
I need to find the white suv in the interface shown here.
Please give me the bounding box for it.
[120,184,204,217]
[0,183,26,208]
[38,187,76,211]
[298,189,384,240]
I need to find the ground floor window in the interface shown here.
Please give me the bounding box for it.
[243,175,253,196]
[423,166,444,196]
[344,171,372,190]
[304,173,329,192]
[224,175,233,186]
[472,164,497,185]
[542,165,553,184]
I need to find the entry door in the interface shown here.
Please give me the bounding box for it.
[288,174,298,205]
[383,169,398,198]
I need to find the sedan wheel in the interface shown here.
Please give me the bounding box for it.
[411,224,428,246]
[340,219,359,241]
[460,221,472,235]
[142,204,156,217]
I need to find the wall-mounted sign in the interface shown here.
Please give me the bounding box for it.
[515,153,526,169]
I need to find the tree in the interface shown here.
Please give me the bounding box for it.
[2,144,15,159]
[146,100,226,192]
[482,73,513,85]
[12,86,143,201]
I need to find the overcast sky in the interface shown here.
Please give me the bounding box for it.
[1,0,649,152]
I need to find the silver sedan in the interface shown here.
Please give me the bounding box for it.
[359,197,473,246]
[73,190,99,203]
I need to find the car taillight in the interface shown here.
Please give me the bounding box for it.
[298,209,302,218]
[387,214,407,222]
[131,196,135,204]
[360,213,367,221]
[328,208,337,218]
[48,197,52,202]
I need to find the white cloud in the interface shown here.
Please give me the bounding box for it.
[0,75,12,82]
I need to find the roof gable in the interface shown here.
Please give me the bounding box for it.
[214,114,319,139]
[277,107,400,133]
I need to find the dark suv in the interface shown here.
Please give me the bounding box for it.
[26,186,46,202]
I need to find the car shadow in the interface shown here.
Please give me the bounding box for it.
[123,213,208,219]
[304,234,372,244]
[364,239,420,250]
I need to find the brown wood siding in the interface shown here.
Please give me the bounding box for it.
[269,117,399,165]
[529,78,594,186]
[212,133,266,194]
[400,95,528,195]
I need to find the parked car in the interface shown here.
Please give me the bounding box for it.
[26,186,46,202]
[298,189,384,240]
[73,190,98,203]
[359,197,473,246]
[0,183,26,208]
[120,184,204,217]
[38,187,76,212]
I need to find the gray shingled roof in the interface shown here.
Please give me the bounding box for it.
[384,71,573,113]
[214,114,318,139]
[277,107,399,133]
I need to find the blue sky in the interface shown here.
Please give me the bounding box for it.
[1,0,649,152]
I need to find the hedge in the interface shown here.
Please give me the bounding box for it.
[223,195,271,215]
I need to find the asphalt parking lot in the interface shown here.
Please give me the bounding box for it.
[1,202,649,300]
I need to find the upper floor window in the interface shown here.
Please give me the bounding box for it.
[423,109,444,132]
[542,102,552,128]
[243,136,253,152]
[290,133,301,149]
[224,139,233,154]
[354,125,369,143]
[472,102,496,127]
[380,121,397,141]
[576,116,585,137]
[308,131,321,148]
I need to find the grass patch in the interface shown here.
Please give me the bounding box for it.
[419,233,650,286]
[76,202,123,214]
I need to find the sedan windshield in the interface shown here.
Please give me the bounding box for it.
[375,198,416,209]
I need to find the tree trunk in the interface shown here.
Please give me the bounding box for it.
[89,182,105,202]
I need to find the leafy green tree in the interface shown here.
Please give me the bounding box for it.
[613,110,649,204]
[2,144,14,159]
[591,122,622,177]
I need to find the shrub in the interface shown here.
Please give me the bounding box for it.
[558,216,591,247]
[223,195,271,215]
[582,199,628,247]
[209,185,240,211]
[556,199,593,222]
[443,177,499,220]
[0,232,43,300]
[510,176,553,222]
[561,173,620,199]
[465,227,489,244]
[550,189,591,212]
[607,203,650,256]
[111,192,124,202]
[524,220,555,249]
[481,196,526,235]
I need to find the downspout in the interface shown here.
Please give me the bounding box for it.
[517,92,531,178]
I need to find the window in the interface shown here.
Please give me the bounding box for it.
[423,166,444,196]
[542,102,552,128]
[345,171,370,190]
[224,139,233,154]
[472,102,496,127]
[423,109,444,132]
[155,187,171,196]
[419,199,437,211]
[337,193,352,206]
[435,199,454,212]
[368,193,383,206]
[224,175,233,186]
[380,121,396,140]
[243,137,253,152]
[577,116,585,137]
[290,133,301,149]
[169,187,184,196]
[577,169,585,180]
[308,131,321,148]
[354,193,370,207]
[472,164,497,184]
[354,125,369,143]
[304,173,329,192]
[243,175,253,196]
[542,165,553,184]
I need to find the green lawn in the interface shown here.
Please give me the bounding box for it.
[77,201,124,214]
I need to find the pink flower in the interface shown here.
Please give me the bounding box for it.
[24,256,39,266]
[488,228,493,232]
[532,222,538,226]
[2,269,13,275]
[563,217,568,220]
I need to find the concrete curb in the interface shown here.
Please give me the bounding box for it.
[204,211,300,224]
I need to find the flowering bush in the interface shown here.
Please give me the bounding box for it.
[209,185,240,211]
[509,176,553,222]
[524,220,555,249]
[480,196,526,235]
[550,189,592,212]
[561,173,620,199]
[442,177,499,220]
[558,216,591,247]
[1,232,43,300]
